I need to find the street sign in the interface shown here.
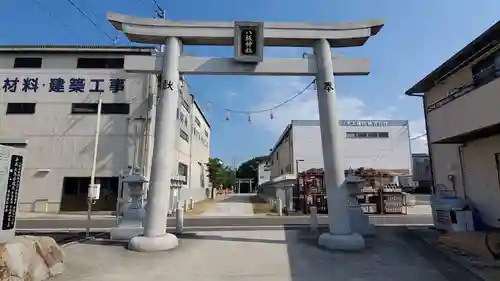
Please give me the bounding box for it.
[234,21,264,63]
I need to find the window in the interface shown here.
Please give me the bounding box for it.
[14,57,42,68]
[345,132,390,139]
[71,103,130,114]
[180,129,189,142]
[346,132,357,139]
[378,132,389,138]
[199,162,205,187]
[204,130,209,137]
[6,103,36,114]
[472,50,500,87]
[77,58,124,69]
[178,162,188,177]
[195,117,201,127]
[60,176,118,212]
[180,98,190,112]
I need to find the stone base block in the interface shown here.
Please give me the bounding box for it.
[128,233,179,252]
[318,232,365,251]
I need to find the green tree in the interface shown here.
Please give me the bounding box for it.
[236,157,260,191]
[206,158,225,189]
[205,158,236,190]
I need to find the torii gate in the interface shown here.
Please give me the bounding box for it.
[107,12,384,252]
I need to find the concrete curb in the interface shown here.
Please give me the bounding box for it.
[16,225,319,233]
[18,213,433,220]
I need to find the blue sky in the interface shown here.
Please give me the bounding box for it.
[2,0,499,166]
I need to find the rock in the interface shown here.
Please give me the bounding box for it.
[0,236,65,281]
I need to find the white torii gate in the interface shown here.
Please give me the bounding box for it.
[107,12,384,252]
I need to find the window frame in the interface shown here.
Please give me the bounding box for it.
[71,103,130,115]
[5,103,36,114]
[14,57,42,68]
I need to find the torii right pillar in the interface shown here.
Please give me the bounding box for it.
[314,39,365,251]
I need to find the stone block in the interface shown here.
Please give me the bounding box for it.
[0,235,65,281]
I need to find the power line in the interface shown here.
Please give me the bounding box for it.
[29,0,70,31]
[184,79,316,115]
[410,133,427,141]
[64,0,117,43]
[151,0,162,9]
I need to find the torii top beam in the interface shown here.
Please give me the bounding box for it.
[107,13,384,47]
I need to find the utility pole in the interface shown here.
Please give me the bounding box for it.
[232,156,237,193]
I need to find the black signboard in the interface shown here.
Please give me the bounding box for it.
[241,28,257,55]
[2,155,23,230]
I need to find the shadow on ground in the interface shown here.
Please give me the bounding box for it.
[50,226,483,281]
[16,232,107,245]
[177,226,482,281]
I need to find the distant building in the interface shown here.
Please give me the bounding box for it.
[268,119,412,180]
[405,20,500,227]
[255,155,271,186]
[0,45,211,213]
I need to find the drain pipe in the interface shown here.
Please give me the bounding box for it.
[458,143,468,200]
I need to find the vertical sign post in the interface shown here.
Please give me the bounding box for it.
[0,145,24,244]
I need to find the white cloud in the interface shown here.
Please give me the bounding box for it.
[250,76,428,153]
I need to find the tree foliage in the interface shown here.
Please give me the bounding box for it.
[236,157,260,189]
[205,158,235,189]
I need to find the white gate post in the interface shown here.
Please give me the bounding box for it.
[128,37,182,252]
[314,38,365,251]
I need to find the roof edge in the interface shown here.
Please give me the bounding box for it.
[405,20,500,95]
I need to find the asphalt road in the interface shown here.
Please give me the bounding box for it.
[17,214,433,230]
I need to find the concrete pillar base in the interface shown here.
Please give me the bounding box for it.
[318,232,365,251]
[128,233,179,252]
[349,206,376,237]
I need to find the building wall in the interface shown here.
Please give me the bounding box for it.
[430,136,500,227]
[282,120,412,177]
[460,135,500,227]
[257,160,271,186]
[269,126,293,179]
[426,69,500,142]
[412,154,431,182]
[423,48,500,227]
[0,50,210,212]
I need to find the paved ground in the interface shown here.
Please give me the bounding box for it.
[51,227,469,281]
[200,194,255,217]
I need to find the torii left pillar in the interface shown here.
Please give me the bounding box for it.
[128,37,182,252]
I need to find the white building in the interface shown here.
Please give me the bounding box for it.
[0,45,211,213]
[406,20,500,227]
[255,155,271,186]
[269,119,412,180]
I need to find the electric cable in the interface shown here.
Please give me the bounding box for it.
[183,79,316,115]
[30,0,70,32]
[410,133,427,141]
[63,0,117,42]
